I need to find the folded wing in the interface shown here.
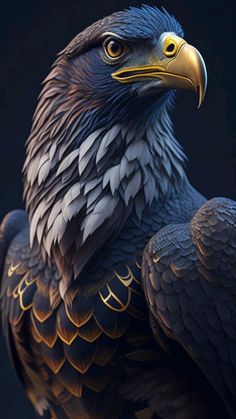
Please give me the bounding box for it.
[142,197,236,419]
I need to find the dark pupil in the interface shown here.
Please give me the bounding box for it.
[167,43,175,52]
[110,41,120,54]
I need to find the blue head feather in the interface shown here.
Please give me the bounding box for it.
[52,5,183,136]
[112,5,183,40]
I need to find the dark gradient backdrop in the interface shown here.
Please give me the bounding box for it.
[0,0,235,417]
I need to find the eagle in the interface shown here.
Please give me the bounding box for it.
[1,4,235,419]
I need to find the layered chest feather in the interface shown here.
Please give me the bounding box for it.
[3,253,153,401]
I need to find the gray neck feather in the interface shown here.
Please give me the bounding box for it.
[24,103,187,274]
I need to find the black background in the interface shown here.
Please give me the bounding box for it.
[0,0,235,417]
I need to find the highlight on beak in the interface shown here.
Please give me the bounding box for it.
[112,36,207,108]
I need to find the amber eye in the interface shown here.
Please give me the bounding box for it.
[104,38,126,60]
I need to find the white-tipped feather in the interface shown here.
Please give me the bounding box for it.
[26,111,186,255]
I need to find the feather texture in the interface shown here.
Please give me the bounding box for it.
[1,5,230,419]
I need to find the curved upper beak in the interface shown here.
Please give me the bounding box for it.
[112,36,207,108]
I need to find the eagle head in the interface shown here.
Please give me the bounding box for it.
[24,5,207,292]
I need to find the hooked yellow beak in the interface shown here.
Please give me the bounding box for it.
[112,34,207,108]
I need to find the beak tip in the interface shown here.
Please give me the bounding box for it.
[198,95,203,109]
[197,85,207,109]
[197,96,204,109]
[197,64,207,108]
[198,62,208,109]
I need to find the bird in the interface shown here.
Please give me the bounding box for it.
[1,4,235,419]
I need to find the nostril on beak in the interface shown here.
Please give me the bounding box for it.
[166,43,175,53]
[163,38,178,58]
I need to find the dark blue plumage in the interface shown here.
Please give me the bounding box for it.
[107,5,184,40]
[0,5,233,419]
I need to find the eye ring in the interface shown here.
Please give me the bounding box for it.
[103,38,127,61]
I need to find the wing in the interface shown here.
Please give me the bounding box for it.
[0,211,57,417]
[0,210,29,381]
[142,197,236,419]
